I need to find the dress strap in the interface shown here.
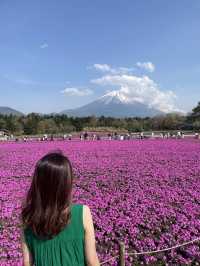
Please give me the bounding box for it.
[71,204,84,234]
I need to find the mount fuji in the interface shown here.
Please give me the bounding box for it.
[0,106,24,116]
[61,91,165,118]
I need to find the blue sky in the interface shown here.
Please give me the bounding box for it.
[0,0,200,114]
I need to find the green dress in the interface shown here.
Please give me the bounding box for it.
[24,204,86,266]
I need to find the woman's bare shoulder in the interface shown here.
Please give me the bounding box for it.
[83,204,90,212]
[83,205,91,218]
[83,205,92,229]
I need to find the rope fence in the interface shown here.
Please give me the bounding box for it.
[100,255,119,265]
[100,237,200,265]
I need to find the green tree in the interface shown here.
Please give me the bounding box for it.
[24,113,40,134]
[191,102,200,118]
[193,120,200,130]
[71,118,83,131]
[0,118,6,129]
[187,102,200,130]
[38,119,58,134]
[37,120,46,134]
[59,121,75,133]
[162,113,185,130]
[87,116,98,128]
[126,119,142,132]
[3,115,23,134]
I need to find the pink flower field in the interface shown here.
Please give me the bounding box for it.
[1,139,200,265]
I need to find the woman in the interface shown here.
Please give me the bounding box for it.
[21,151,100,266]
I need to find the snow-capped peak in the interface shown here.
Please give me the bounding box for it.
[98,90,129,104]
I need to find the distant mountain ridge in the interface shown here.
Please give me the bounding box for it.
[0,106,24,116]
[0,92,182,118]
[61,90,165,118]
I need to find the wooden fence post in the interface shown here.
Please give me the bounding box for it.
[118,241,125,266]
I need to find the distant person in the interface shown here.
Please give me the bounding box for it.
[21,151,100,266]
[84,132,88,140]
[180,131,184,139]
[177,131,181,139]
[195,133,199,139]
[107,133,112,140]
[80,134,84,141]
[43,134,48,141]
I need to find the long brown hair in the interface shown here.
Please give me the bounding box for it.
[21,150,74,239]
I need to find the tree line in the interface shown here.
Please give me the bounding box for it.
[0,102,200,135]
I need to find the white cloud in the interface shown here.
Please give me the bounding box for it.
[61,87,93,96]
[93,64,112,72]
[91,74,182,113]
[40,43,48,49]
[118,67,135,74]
[93,64,135,74]
[136,62,155,72]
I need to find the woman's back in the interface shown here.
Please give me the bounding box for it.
[21,152,99,266]
[24,204,86,266]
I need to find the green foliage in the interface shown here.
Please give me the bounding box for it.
[187,101,200,129]
[193,120,200,130]
[0,109,195,135]
[0,118,6,129]
[192,101,200,116]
